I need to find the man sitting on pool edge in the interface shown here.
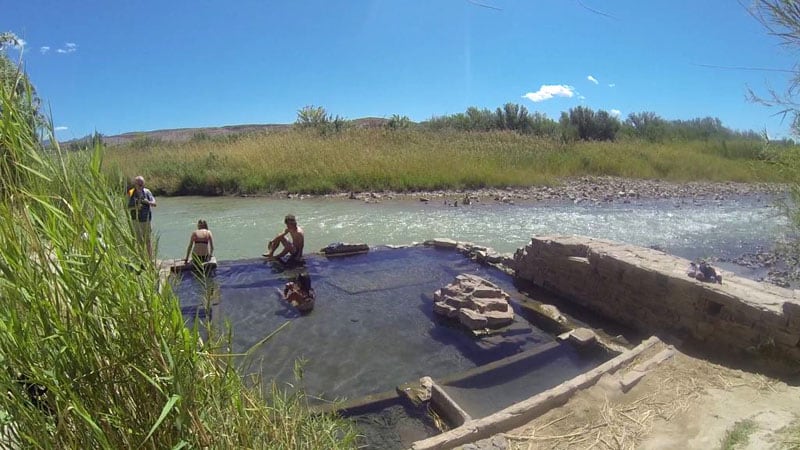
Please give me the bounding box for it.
[264,214,305,264]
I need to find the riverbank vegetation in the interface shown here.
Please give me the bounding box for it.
[102,108,796,196]
[751,0,800,439]
[0,41,357,448]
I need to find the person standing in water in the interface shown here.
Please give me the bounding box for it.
[127,175,156,258]
[265,214,304,264]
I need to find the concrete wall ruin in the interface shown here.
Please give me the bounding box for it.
[513,235,800,366]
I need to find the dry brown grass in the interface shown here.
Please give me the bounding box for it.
[502,346,780,450]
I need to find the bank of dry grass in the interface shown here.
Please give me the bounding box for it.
[102,128,788,196]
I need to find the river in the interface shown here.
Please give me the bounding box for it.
[152,194,788,273]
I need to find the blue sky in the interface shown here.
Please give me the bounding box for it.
[2,0,796,140]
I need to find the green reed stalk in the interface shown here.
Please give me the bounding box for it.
[0,61,357,449]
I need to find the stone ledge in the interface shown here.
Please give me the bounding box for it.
[514,235,800,369]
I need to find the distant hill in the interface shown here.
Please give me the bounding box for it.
[75,117,391,146]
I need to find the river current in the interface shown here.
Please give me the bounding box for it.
[153,194,788,276]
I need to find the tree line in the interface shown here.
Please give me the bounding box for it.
[296,104,775,144]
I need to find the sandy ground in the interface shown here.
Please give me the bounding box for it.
[462,341,800,450]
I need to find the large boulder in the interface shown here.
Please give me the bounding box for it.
[433,274,514,331]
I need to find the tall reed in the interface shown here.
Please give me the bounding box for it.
[103,127,788,196]
[0,64,357,448]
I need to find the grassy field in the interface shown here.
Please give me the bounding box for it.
[102,127,792,196]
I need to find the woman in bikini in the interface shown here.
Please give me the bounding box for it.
[184,219,215,264]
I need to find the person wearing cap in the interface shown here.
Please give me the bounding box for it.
[264,214,304,263]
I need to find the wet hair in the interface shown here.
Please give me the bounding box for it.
[197,219,208,229]
[284,214,297,225]
[296,272,312,292]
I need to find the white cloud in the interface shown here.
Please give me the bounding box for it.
[610,109,621,117]
[40,46,50,54]
[54,126,69,131]
[608,83,616,88]
[587,75,599,85]
[522,84,576,102]
[56,42,78,54]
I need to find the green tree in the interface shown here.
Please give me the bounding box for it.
[626,111,667,142]
[561,106,620,141]
[294,105,349,134]
[1,32,45,194]
[295,105,331,128]
[0,32,41,126]
[386,114,411,130]
[528,111,560,138]
[494,102,531,133]
[749,0,800,136]
[594,109,621,141]
[559,111,578,142]
[465,107,494,131]
[749,1,800,246]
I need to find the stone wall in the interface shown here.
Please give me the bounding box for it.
[514,235,800,366]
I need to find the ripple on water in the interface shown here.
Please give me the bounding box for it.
[155,195,788,268]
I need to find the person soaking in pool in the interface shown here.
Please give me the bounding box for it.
[283,272,315,312]
[264,214,305,263]
[184,219,215,264]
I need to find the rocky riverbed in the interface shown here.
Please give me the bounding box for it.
[718,244,800,288]
[304,176,787,205]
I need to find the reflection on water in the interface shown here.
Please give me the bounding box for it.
[154,194,788,264]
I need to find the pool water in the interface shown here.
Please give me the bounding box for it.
[173,246,563,403]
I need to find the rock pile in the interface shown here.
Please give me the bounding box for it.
[433,274,514,331]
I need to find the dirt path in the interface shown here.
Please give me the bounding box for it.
[462,342,800,450]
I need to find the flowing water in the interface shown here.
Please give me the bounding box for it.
[154,194,788,269]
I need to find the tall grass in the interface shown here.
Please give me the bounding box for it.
[0,66,357,447]
[102,127,789,196]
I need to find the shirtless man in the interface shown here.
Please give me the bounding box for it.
[265,214,305,263]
